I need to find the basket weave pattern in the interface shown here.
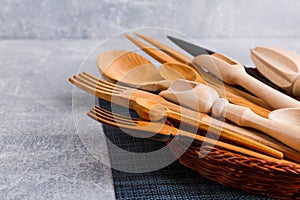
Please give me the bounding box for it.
[168,140,300,199]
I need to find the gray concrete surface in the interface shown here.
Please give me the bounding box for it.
[0,40,115,200]
[0,0,300,39]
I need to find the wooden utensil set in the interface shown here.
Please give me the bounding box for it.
[69,32,300,198]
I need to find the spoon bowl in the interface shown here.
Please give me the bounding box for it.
[268,108,300,126]
[97,50,171,92]
[159,62,201,81]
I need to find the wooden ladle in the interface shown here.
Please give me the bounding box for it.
[159,79,300,152]
[251,46,300,97]
[192,53,300,109]
[97,50,172,92]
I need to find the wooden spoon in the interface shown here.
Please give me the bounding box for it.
[159,79,300,152]
[97,50,172,92]
[251,46,300,97]
[192,53,300,109]
[268,108,300,126]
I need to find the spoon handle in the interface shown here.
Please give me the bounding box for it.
[213,98,300,152]
[238,72,300,109]
[172,128,287,163]
[166,109,283,158]
[193,53,300,109]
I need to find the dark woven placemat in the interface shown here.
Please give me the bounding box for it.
[98,99,274,200]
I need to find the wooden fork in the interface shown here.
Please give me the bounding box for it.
[67,72,300,160]
[87,105,291,163]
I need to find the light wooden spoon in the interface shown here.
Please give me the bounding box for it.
[251,46,300,97]
[192,53,300,109]
[268,108,300,126]
[97,50,172,92]
[159,79,300,152]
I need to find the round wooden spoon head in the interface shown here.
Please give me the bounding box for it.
[268,108,300,126]
[158,62,201,82]
[97,50,164,85]
[135,98,168,121]
[159,79,219,113]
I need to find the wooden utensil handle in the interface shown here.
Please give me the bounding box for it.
[174,128,288,163]
[292,75,300,97]
[213,98,300,152]
[238,72,300,109]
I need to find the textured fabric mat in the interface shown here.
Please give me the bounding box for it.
[98,99,274,200]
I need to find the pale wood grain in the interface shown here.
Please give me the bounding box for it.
[251,46,300,97]
[193,53,300,109]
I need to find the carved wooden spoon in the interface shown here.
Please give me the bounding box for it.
[97,50,172,92]
[159,79,300,152]
[192,53,300,109]
[251,46,300,97]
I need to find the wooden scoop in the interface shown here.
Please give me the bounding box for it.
[192,53,300,109]
[251,46,300,97]
[159,79,300,152]
[268,108,300,126]
[97,50,172,92]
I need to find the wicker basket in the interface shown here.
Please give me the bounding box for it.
[168,138,300,199]
[97,98,300,198]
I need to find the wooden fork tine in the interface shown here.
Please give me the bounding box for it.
[94,106,140,121]
[69,77,118,102]
[90,109,137,127]
[77,73,124,93]
[88,108,139,130]
[88,110,124,129]
[93,106,139,124]
[81,72,128,91]
[134,32,191,64]
[73,75,121,95]
[125,34,178,64]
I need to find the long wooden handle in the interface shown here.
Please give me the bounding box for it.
[166,109,283,159]
[213,98,300,152]
[238,72,300,109]
[193,54,300,109]
[172,128,289,163]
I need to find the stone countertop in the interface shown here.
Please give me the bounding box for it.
[1,38,300,200]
